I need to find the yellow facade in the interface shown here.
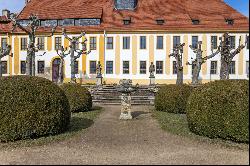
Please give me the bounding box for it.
[99,35,105,74]
[238,35,244,75]
[115,35,120,75]
[202,34,207,75]
[183,35,189,75]
[1,32,248,85]
[132,35,137,75]
[149,35,154,63]
[165,35,171,75]
[14,37,19,75]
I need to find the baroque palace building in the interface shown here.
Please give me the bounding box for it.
[0,0,249,84]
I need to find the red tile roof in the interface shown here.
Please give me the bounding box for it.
[2,0,249,33]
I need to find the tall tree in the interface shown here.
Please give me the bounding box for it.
[10,13,55,76]
[169,43,185,85]
[187,41,220,85]
[0,44,12,77]
[62,28,90,83]
[56,46,70,84]
[218,33,248,80]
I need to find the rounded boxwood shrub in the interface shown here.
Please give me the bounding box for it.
[155,84,193,114]
[60,83,92,112]
[186,80,249,143]
[0,76,71,142]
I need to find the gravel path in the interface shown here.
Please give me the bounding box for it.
[0,105,249,165]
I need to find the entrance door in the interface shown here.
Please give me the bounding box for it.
[52,58,62,82]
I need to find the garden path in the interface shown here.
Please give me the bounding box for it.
[0,105,248,165]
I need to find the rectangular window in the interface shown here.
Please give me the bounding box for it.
[210,61,217,75]
[246,61,249,77]
[1,38,7,50]
[140,36,146,49]
[173,36,180,49]
[140,61,147,74]
[156,36,163,49]
[21,61,26,74]
[211,36,218,49]
[55,37,62,50]
[1,61,7,74]
[123,37,130,49]
[106,61,113,74]
[106,37,113,49]
[156,61,163,74]
[229,61,236,74]
[123,61,130,74]
[21,38,28,50]
[173,61,177,74]
[37,37,45,50]
[90,61,96,74]
[192,36,198,49]
[74,61,79,74]
[230,36,236,49]
[37,61,45,74]
[90,37,97,50]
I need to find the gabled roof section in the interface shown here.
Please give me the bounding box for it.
[3,0,249,33]
[18,0,103,19]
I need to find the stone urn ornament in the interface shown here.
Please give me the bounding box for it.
[116,79,138,120]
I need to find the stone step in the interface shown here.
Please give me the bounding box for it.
[92,96,153,100]
[92,101,153,105]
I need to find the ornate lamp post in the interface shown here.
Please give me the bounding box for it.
[10,13,55,76]
[169,43,185,85]
[0,44,12,77]
[116,79,138,120]
[62,28,90,83]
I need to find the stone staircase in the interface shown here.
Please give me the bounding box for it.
[84,85,156,105]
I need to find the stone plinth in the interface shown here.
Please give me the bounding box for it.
[119,94,132,120]
[96,75,103,86]
[149,76,155,86]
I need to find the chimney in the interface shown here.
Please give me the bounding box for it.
[2,9,10,19]
[25,0,31,5]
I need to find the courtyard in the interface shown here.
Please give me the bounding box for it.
[0,105,248,165]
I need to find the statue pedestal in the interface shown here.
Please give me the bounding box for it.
[96,75,103,86]
[149,76,155,86]
[120,94,133,120]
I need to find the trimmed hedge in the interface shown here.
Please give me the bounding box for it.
[186,80,249,143]
[0,76,71,142]
[60,83,92,112]
[155,84,193,114]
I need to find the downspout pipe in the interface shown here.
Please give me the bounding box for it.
[104,30,107,77]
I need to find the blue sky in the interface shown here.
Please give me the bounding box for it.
[0,0,249,17]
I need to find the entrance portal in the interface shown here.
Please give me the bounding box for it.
[52,58,63,83]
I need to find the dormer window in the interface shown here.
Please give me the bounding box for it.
[123,17,131,25]
[156,19,165,25]
[225,18,234,25]
[192,19,200,25]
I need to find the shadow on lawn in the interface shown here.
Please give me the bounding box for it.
[132,111,150,119]
[68,117,94,133]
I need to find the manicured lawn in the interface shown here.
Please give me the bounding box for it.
[152,110,248,150]
[152,110,195,137]
[0,106,103,150]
